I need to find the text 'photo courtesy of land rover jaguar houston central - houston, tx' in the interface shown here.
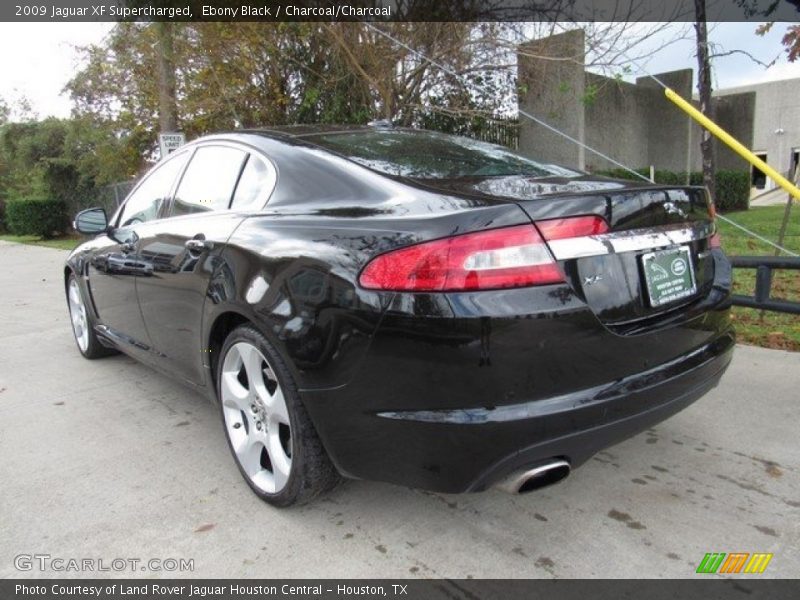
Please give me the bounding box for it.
[65,127,734,506]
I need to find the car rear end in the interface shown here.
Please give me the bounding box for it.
[296,129,734,494]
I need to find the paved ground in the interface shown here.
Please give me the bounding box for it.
[0,240,798,579]
[750,187,795,207]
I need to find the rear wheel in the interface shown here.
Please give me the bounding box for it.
[217,324,339,507]
[66,273,117,359]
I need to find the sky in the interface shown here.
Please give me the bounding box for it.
[0,21,798,120]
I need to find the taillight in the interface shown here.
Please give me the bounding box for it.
[358,224,563,292]
[536,215,609,240]
[709,232,722,248]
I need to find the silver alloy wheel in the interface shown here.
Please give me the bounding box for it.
[221,341,292,494]
[68,278,89,352]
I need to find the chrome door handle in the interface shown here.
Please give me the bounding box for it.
[185,239,214,254]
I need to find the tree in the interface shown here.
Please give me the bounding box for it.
[0,117,131,213]
[694,0,716,199]
[156,22,178,134]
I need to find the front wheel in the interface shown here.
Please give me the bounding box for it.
[66,273,117,359]
[217,324,339,507]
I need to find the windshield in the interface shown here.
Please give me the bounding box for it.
[303,130,580,179]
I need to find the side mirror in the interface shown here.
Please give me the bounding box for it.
[73,207,109,235]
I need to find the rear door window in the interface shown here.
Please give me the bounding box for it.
[171,146,247,217]
[231,154,274,210]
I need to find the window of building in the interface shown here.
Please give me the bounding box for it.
[752,153,768,189]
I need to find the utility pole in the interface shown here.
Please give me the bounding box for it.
[694,0,716,200]
[156,22,177,134]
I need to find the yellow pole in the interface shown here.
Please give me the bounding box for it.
[664,87,800,202]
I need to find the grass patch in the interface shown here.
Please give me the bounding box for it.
[717,205,800,351]
[0,233,82,251]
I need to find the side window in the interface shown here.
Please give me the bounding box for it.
[118,152,189,227]
[231,154,273,210]
[171,146,247,217]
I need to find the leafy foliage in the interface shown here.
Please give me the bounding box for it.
[714,170,750,211]
[0,117,132,219]
[5,198,68,238]
[65,23,516,167]
[757,22,800,62]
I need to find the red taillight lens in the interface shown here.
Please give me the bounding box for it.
[536,215,609,240]
[358,224,563,292]
[709,232,722,248]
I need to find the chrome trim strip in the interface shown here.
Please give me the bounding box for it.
[547,222,714,261]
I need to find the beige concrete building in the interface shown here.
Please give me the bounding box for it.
[517,29,799,199]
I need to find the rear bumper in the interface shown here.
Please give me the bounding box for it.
[303,321,734,493]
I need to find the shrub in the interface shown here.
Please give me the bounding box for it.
[6,197,68,238]
[593,168,749,212]
[714,170,750,212]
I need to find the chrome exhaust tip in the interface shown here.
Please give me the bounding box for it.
[494,459,571,494]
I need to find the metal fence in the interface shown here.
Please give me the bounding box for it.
[417,113,519,149]
[730,256,800,315]
[89,180,136,215]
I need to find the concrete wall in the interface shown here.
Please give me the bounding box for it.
[516,30,767,179]
[518,30,586,169]
[712,92,756,172]
[582,72,653,171]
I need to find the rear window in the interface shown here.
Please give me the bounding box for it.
[303,130,579,180]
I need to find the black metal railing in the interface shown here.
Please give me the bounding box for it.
[730,256,800,315]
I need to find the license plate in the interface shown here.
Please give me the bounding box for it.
[641,246,697,307]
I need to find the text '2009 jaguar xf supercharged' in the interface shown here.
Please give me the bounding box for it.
[65,126,734,506]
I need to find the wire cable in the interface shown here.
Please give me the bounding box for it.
[364,23,798,257]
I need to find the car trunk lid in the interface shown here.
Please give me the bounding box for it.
[411,175,718,332]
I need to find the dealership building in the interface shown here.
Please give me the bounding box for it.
[517,30,800,197]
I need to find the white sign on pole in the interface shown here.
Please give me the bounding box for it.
[159,132,186,158]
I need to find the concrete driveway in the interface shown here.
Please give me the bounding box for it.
[0,240,798,579]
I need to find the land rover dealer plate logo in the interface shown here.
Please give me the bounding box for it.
[671,256,687,276]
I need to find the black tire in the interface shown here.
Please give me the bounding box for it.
[65,273,118,359]
[217,324,339,507]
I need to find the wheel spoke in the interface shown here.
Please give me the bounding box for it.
[240,436,265,477]
[240,344,264,382]
[265,387,290,425]
[221,370,250,410]
[69,282,81,306]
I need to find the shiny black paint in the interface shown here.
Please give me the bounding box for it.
[66,128,734,494]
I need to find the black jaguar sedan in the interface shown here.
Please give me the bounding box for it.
[66,126,734,506]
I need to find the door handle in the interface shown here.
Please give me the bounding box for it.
[185,238,214,254]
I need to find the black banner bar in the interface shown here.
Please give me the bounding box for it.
[3,0,800,23]
[3,580,800,600]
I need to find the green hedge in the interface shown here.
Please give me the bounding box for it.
[714,171,750,212]
[593,168,749,212]
[6,198,68,238]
